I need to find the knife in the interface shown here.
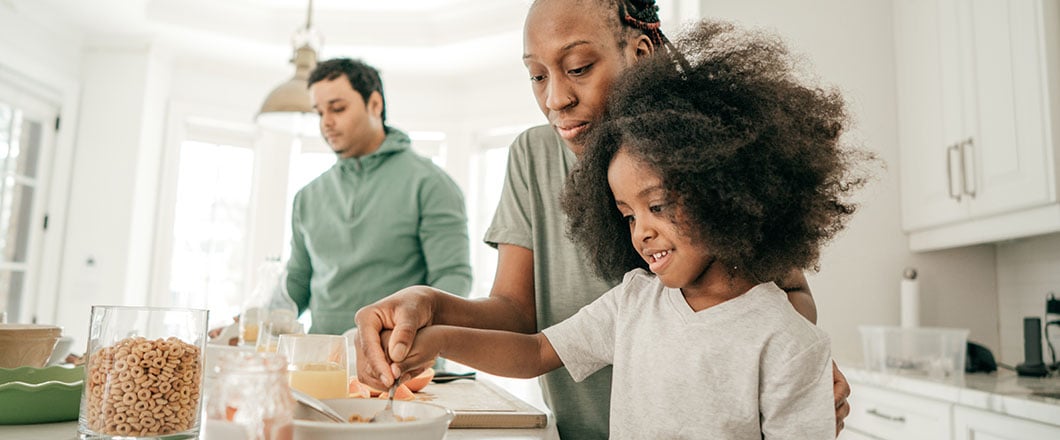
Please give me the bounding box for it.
[431,371,477,383]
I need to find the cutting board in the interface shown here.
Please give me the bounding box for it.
[415,380,547,429]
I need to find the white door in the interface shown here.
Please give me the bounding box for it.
[0,81,58,323]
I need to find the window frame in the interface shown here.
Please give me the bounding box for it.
[0,76,60,323]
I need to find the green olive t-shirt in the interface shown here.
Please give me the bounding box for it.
[484,125,617,440]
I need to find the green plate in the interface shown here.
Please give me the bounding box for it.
[0,365,84,424]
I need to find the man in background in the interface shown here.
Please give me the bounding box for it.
[287,58,472,334]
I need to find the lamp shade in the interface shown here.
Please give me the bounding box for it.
[257,45,320,137]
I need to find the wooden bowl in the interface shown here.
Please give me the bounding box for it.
[0,324,62,368]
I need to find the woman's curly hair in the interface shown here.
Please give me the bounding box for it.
[561,19,874,284]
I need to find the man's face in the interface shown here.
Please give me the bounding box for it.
[311,76,384,159]
[523,0,640,155]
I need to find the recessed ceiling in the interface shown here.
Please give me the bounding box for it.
[33,0,534,75]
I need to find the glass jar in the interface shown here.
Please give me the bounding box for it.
[78,306,208,440]
[204,351,294,440]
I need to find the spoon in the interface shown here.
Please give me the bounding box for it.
[291,388,346,423]
[369,378,403,423]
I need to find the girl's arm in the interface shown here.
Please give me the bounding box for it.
[392,325,563,380]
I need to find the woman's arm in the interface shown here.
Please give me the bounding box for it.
[776,269,853,436]
[778,269,816,324]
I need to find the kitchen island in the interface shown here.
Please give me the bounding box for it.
[0,377,560,440]
[0,421,559,440]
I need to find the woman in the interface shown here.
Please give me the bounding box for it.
[354,1,851,438]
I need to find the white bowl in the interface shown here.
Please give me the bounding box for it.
[46,336,75,365]
[294,398,454,440]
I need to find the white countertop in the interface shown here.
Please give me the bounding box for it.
[846,367,1060,427]
[0,420,559,440]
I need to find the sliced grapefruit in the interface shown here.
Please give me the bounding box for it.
[403,367,435,392]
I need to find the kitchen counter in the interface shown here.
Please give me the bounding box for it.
[0,420,560,440]
[0,375,560,439]
[845,366,1060,427]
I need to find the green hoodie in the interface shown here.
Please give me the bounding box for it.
[286,127,472,334]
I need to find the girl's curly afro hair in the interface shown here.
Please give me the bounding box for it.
[561,19,874,284]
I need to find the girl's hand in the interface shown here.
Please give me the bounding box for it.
[390,326,449,381]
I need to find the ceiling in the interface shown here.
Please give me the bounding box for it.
[29,0,533,75]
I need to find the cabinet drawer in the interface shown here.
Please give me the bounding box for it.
[846,383,951,440]
[838,428,882,440]
[953,405,1060,440]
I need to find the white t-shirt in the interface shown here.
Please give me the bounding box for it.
[542,269,835,440]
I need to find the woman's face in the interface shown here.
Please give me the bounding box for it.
[607,149,715,291]
[522,0,648,155]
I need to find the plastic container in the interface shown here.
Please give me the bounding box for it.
[859,325,969,380]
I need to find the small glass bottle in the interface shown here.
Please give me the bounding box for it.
[240,260,298,347]
[205,351,294,440]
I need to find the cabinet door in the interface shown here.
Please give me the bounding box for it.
[953,405,1060,440]
[895,0,967,231]
[963,0,1053,217]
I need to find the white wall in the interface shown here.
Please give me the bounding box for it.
[56,42,173,344]
[997,232,1060,367]
[698,0,1000,364]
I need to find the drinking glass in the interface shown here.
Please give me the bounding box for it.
[256,320,304,353]
[79,305,208,440]
[276,334,347,400]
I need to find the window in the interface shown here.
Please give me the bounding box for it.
[166,140,255,325]
[467,128,527,299]
[0,80,58,324]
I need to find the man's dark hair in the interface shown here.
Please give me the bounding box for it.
[308,58,387,123]
[561,20,876,284]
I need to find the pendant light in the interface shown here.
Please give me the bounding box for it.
[256,0,322,136]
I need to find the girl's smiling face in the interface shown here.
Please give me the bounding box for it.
[608,148,715,292]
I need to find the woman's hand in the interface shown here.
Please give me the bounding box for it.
[353,286,438,389]
[833,361,852,437]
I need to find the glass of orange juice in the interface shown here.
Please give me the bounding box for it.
[277,334,347,400]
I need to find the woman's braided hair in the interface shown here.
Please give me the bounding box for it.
[618,0,665,47]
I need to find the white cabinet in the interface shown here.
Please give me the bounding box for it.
[894,0,1060,251]
[838,429,881,440]
[844,383,951,440]
[953,405,1060,440]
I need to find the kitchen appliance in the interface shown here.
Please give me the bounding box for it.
[1016,317,1049,377]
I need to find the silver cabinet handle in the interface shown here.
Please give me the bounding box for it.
[960,137,976,198]
[946,143,962,201]
[867,408,907,423]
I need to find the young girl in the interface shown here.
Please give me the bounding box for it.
[384,19,867,440]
